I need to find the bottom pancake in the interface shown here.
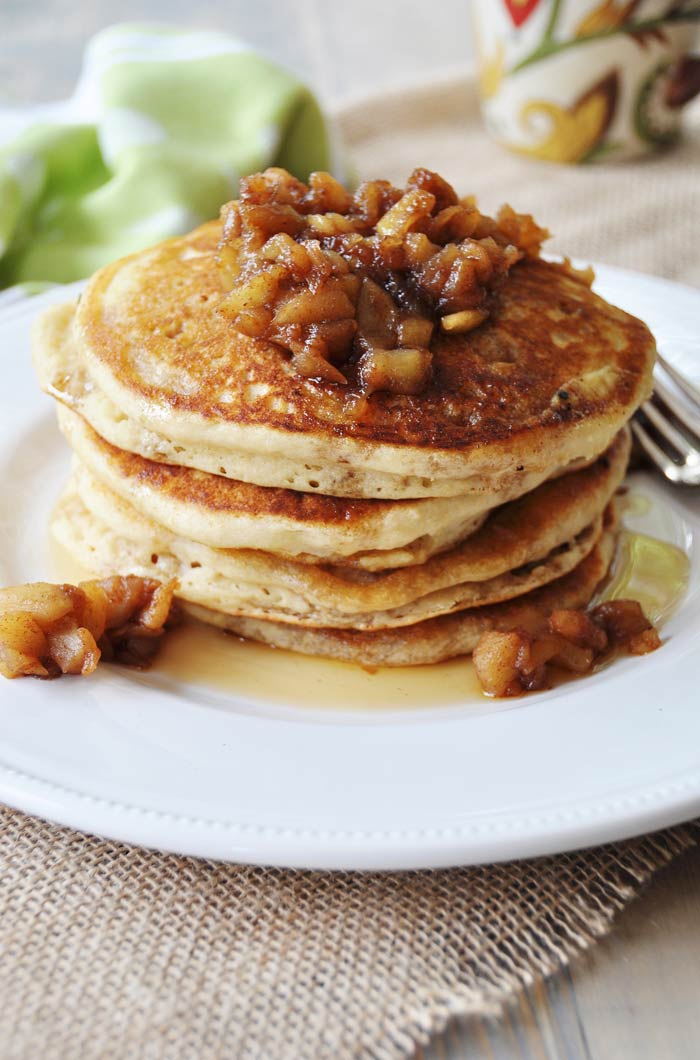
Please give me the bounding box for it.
[181,505,618,667]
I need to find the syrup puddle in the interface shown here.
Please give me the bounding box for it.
[48,535,484,710]
[156,621,485,711]
[601,529,689,626]
[47,489,690,712]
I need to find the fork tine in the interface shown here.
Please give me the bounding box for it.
[651,375,700,442]
[631,419,688,484]
[657,353,700,410]
[641,399,700,466]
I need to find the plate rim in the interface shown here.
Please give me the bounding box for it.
[1,754,699,869]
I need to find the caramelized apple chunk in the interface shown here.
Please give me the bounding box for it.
[0,576,177,680]
[590,599,653,646]
[472,631,530,698]
[217,167,549,394]
[473,598,661,698]
[548,608,608,652]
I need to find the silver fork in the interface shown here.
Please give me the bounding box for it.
[632,353,700,486]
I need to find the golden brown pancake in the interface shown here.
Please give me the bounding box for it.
[34,220,654,499]
[56,404,500,569]
[33,168,652,672]
[36,299,585,505]
[52,431,626,630]
[52,482,605,631]
[182,508,619,666]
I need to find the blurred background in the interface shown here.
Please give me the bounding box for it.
[1,0,475,106]
[3,1,698,286]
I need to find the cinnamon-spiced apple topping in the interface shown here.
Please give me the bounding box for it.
[0,576,177,679]
[217,167,548,393]
[473,599,660,698]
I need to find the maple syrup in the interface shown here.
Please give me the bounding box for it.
[155,620,485,711]
[599,529,689,626]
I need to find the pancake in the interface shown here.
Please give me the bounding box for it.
[36,298,594,506]
[183,508,619,666]
[33,219,654,499]
[52,431,626,630]
[31,168,652,675]
[52,482,604,631]
[56,404,496,569]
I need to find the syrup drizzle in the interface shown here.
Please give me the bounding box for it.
[600,529,689,627]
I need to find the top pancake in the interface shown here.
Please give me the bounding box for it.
[46,218,654,499]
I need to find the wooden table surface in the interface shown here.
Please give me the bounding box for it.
[2,3,699,1057]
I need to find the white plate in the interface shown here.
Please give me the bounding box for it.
[0,266,699,870]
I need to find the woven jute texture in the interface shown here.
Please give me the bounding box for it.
[0,807,697,1060]
[2,76,700,1060]
[339,73,700,286]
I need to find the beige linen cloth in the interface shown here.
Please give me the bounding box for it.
[1,76,699,1060]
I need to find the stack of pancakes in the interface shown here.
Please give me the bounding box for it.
[33,212,655,668]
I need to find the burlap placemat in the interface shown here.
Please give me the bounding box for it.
[0,807,696,1059]
[338,72,700,285]
[1,74,699,1060]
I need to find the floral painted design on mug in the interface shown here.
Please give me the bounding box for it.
[472,0,700,162]
[518,70,619,161]
[503,0,546,27]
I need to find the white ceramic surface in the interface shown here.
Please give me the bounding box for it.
[0,267,698,870]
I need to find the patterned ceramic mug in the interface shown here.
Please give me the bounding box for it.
[471,0,700,162]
